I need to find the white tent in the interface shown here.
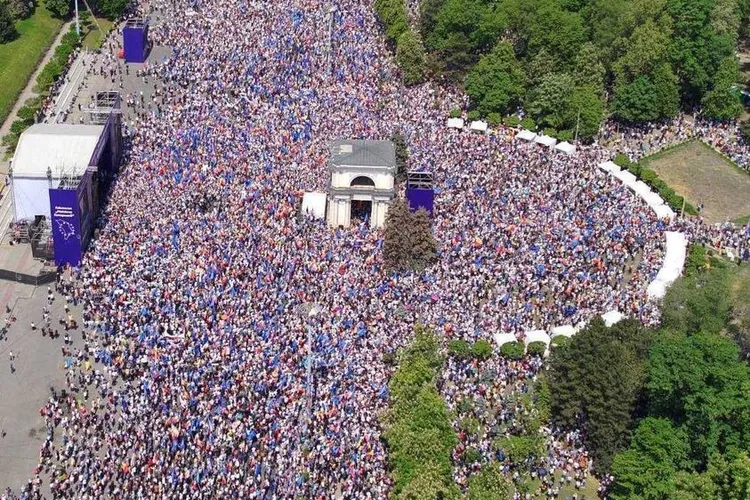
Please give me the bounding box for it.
[534,135,557,147]
[301,192,327,219]
[11,123,104,222]
[653,231,687,285]
[470,120,488,133]
[643,191,664,208]
[447,118,464,129]
[653,204,675,220]
[554,141,576,155]
[613,169,637,185]
[631,180,652,199]
[524,330,551,346]
[493,332,517,348]
[598,161,621,173]
[550,324,576,338]
[647,279,668,300]
[601,310,625,327]
[517,129,537,141]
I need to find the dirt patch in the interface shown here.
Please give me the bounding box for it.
[645,141,750,224]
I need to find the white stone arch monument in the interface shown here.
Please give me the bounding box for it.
[327,139,396,229]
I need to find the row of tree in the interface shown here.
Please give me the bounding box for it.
[387,0,748,140]
[548,258,750,498]
[374,0,428,85]
[381,327,460,499]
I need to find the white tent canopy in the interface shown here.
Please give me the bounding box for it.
[601,310,625,327]
[470,120,488,133]
[447,118,464,129]
[524,330,551,346]
[493,332,517,348]
[517,129,537,141]
[643,191,664,208]
[653,204,675,220]
[631,180,652,198]
[550,324,576,338]
[534,135,557,147]
[614,169,637,185]
[301,192,327,219]
[647,231,688,299]
[598,161,621,173]
[554,141,576,155]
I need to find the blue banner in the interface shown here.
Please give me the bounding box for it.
[49,188,83,266]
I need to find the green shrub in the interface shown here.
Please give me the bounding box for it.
[449,108,462,119]
[520,117,536,130]
[500,341,524,360]
[54,43,75,65]
[448,339,471,360]
[1,133,19,150]
[61,30,80,47]
[685,245,708,277]
[487,112,502,126]
[467,110,481,121]
[550,335,571,348]
[614,153,631,169]
[23,96,43,109]
[457,397,473,414]
[627,161,642,177]
[557,129,574,142]
[16,106,36,124]
[503,115,521,128]
[527,341,547,357]
[462,447,481,465]
[10,119,28,136]
[543,127,558,137]
[459,417,482,437]
[471,339,493,360]
[639,168,658,184]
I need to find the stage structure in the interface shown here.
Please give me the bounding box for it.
[123,19,149,63]
[327,140,395,228]
[9,95,123,266]
[406,171,435,215]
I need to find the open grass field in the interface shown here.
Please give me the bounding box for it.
[643,141,750,224]
[82,18,114,50]
[0,5,63,126]
[513,470,600,499]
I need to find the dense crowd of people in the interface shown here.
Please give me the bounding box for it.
[4,0,750,498]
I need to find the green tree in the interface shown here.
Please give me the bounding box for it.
[569,85,605,141]
[45,0,70,18]
[396,30,427,86]
[374,0,409,44]
[660,267,732,335]
[527,72,574,130]
[448,339,471,359]
[525,1,586,65]
[610,418,690,500]
[673,471,719,500]
[701,56,743,121]
[525,48,554,88]
[613,64,680,123]
[409,208,437,272]
[1,0,32,20]
[646,331,750,467]
[467,462,511,500]
[667,0,731,105]
[494,433,544,466]
[383,198,412,272]
[548,318,651,473]
[470,339,493,360]
[0,0,16,43]
[465,41,525,116]
[390,129,409,182]
[572,42,606,91]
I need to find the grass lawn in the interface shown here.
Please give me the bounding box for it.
[0,4,63,126]
[513,470,600,499]
[82,18,114,50]
[643,141,750,224]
